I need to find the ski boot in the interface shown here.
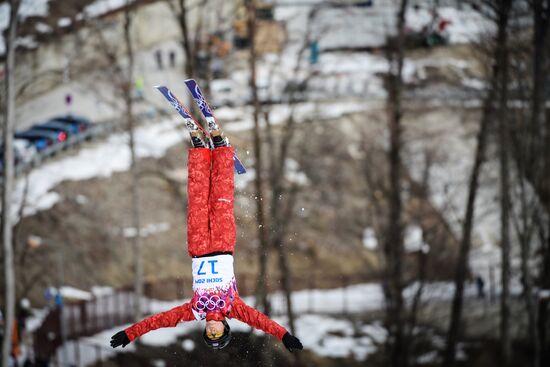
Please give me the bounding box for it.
[185,119,207,148]
[206,118,229,148]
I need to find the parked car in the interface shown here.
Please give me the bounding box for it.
[12,132,49,151]
[32,121,76,136]
[15,128,67,149]
[50,115,92,132]
[244,78,286,105]
[210,79,244,107]
[13,139,38,164]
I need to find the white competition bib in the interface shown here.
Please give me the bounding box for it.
[191,255,237,320]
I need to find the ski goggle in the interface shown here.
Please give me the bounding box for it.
[207,329,224,340]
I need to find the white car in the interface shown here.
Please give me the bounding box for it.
[14,138,38,164]
[210,79,245,107]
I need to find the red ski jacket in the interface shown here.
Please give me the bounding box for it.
[124,296,287,341]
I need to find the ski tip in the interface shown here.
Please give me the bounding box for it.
[183,79,198,88]
[154,85,166,90]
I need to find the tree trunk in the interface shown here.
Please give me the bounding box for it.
[384,1,408,366]
[270,186,299,336]
[2,2,21,366]
[529,3,550,363]
[177,0,194,78]
[528,0,550,179]
[496,1,512,363]
[538,219,550,366]
[245,0,270,317]
[124,2,143,321]
[405,154,431,366]
[442,36,503,367]
[442,89,492,367]
[517,176,539,367]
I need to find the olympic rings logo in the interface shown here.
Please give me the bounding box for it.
[195,295,226,311]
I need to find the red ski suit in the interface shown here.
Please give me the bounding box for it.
[125,147,287,342]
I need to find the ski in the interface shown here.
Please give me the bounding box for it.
[155,85,210,139]
[184,79,247,175]
[156,84,246,175]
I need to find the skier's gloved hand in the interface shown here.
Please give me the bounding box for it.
[282,332,303,352]
[110,330,130,348]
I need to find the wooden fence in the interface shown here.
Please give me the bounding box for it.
[33,273,371,364]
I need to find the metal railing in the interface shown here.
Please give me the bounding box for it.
[3,108,164,184]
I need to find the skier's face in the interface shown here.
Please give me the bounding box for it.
[205,320,225,340]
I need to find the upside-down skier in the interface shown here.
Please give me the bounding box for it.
[110,107,303,352]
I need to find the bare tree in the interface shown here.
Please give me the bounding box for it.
[496,1,513,363]
[165,0,216,88]
[505,1,550,364]
[528,1,550,362]
[245,0,270,317]
[122,0,144,321]
[442,77,491,367]
[168,0,196,78]
[442,1,511,365]
[79,1,144,320]
[1,1,21,366]
[383,1,408,366]
[404,151,433,366]
[513,158,541,367]
[166,0,208,78]
[260,6,323,338]
[528,0,550,169]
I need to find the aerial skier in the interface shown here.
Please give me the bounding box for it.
[110,103,303,352]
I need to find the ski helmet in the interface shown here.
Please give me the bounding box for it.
[203,319,232,350]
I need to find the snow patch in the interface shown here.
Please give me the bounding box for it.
[121,222,171,238]
[285,158,309,186]
[46,286,94,301]
[91,286,115,298]
[58,17,72,28]
[363,227,378,250]
[404,225,424,253]
[0,0,50,53]
[35,22,52,33]
[181,339,195,352]
[293,315,384,361]
[83,0,131,18]
[75,194,89,205]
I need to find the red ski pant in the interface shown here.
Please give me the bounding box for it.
[187,147,236,257]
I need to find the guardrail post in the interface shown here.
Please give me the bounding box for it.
[74,340,81,367]
[342,275,349,315]
[117,292,123,325]
[79,301,87,335]
[308,275,315,313]
[95,344,102,367]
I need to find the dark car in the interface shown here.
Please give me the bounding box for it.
[12,131,50,151]
[15,128,67,149]
[33,121,76,136]
[50,115,92,132]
